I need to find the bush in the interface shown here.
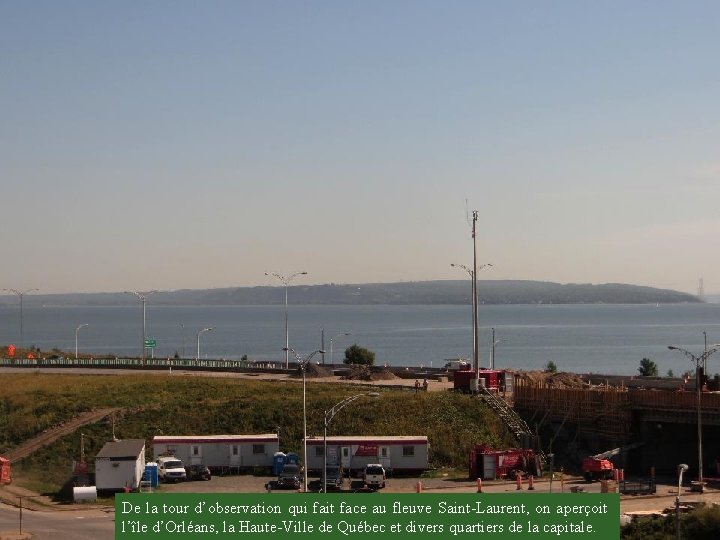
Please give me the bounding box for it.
[638,358,658,377]
[344,344,375,365]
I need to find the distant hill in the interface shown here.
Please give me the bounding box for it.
[1,280,700,306]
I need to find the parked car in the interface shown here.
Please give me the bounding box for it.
[363,464,386,489]
[157,456,187,483]
[276,463,302,490]
[185,464,211,481]
[321,465,344,491]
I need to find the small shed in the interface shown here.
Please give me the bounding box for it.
[95,439,146,492]
[152,434,279,473]
[305,436,428,475]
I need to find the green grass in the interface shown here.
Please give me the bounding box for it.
[0,373,515,495]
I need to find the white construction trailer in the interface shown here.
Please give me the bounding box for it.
[152,434,279,473]
[304,435,429,475]
[95,439,146,492]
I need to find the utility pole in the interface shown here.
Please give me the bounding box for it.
[472,210,479,380]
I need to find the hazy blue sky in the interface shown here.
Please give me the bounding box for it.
[2,1,718,294]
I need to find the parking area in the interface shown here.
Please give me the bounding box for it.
[154,472,720,515]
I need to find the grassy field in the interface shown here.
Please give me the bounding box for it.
[0,372,515,495]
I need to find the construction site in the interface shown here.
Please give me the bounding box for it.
[511,373,720,479]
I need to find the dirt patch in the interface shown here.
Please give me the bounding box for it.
[341,365,399,381]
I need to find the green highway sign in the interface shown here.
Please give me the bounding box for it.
[144,339,157,348]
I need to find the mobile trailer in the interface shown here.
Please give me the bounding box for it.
[95,439,146,492]
[305,436,428,475]
[152,434,279,474]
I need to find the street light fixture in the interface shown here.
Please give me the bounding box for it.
[75,324,89,359]
[668,344,720,492]
[125,290,157,362]
[196,327,214,361]
[676,463,689,540]
[329,332,352,365]
[266,271,308,369]
[323,392,379,493]
[283,346,324,492]
[3,288,38,353]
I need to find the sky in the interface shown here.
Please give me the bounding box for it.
[2,1,719,294]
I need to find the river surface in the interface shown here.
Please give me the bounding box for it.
[1,303,719,376]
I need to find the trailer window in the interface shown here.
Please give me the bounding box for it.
[402,446,415,457]
[252,444,265,455]
[315,447,324,457]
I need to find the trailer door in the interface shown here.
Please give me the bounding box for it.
[190,445,202,465]
[379,446,391,469]
[340,446,351,469]
[230,444,241,466]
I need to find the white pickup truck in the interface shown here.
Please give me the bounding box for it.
[157,456,187,483]
[363,464,386,489]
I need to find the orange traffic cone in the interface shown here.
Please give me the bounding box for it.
[477,478,483,493]
[528,475,535,490]
[516,473,523,490]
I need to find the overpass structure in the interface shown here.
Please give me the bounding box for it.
[513,379,720,476]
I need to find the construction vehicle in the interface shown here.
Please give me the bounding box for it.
[582,443,643,482]
[581,451,615,482]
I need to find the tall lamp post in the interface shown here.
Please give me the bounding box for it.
[451,262,492,380]
[75,324,89,359]
[283,347,324,492]
[323,392,379,493]
[329,332,352,365]
[676,463,688,540]
[125,290,157,362]
[668,344,720,492]
[490,328,503,370]
[3,288,38,353]
[266,271,308,369]
[196,327,214,361]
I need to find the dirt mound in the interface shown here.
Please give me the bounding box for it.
[341,365,399,381]
[290,363,334,378]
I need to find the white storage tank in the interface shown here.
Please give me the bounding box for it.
[73,486,97,502]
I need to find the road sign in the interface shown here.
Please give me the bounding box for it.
[144,339,157,348]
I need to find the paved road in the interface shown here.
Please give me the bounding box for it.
[0,503,114,540]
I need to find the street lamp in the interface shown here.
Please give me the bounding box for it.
[283,347,324,492]
[676,463,688,540]
[3,288,38,353]
[266,271,308,369]
[451,262,492,382]
[547,453,555,493]
[490,327,503,370]
[323,392,379,493]
[329,332,352,365]
[75,324,89,359]
[668,344,720,492]
[125,290,157,362]
[196,327,214,361]
[180,323,186,358]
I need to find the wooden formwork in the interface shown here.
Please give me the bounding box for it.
[514,380,631,443]
[514,380,720,445]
